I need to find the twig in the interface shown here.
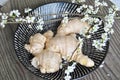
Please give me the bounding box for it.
[68,43,80,62]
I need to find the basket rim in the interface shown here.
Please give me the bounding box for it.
[13,1,109,80]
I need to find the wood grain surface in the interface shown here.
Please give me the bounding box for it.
[0,0,120,80]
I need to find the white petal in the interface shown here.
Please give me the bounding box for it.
[110,29,114,34]
[65,70,70,75]
[64,76,71,80]
[76,8,81,13]
[72,0,75,3]
[25,8,32,13]
[100,64,104,68]
[86,35,91,38]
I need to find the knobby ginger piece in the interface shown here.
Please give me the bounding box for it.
[31,50,62,73]
[71,48,94,67]
[24,33,46,56]
[43,30,54,47]
[43,30,54,39]
[46,34,79,61]
[57,17,91,36]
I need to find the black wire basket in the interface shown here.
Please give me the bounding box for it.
[14,2,109,80]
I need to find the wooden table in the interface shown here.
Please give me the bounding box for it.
[0,0,120,80]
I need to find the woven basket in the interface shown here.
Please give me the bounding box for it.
[14,2,109,80]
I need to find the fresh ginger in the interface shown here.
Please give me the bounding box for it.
[57,17,90,36]
[24,33,46,56]
[31,50,62,73]
[25,17,95,73]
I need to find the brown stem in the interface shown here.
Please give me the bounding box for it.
[68,43,80,62]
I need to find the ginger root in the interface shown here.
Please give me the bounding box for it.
[46,34,79,61]
[25,17,95,73]
[57,18,90,36]
[31,50,62,73]
[24,33,46,56]
[71,49,94,67]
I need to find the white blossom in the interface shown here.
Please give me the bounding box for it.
[83,5,95,15]
[15,18,23,22]
[86,35,91,38]
[90,24,99,33]
[78,37,83,42]
[37,18,44,24]
[72,0,86,3]
[21,19,26,22]
[88,17,100,24]
[72,0,75,3]
[92,39,105,50]
[83,4,88,8]
[93,18,100,23]
[62,17,68,24]
[95,0,108,7]
[85,8,92,14]
[105,14,115,24]
[64,62,76,80]
[100,39,107,47]
[109,8,114,14]
[104,26,110,32]
[24,8,32,13]
[28,25,32,28]
[98,20,102,25]
[95,44,104,50]
[81,16,100,26]
[65,69,70,75]
[112,5,119,11]
[102,1,108,6]
[76,4,90,14]
[9,10,21,17]
[78,0,86,3]
[99,61,105,68]
[94,0,107,14]
[104,23,112,28]
[64,75,71,80]
[0,20,7,28]
[2,13,8,20]
[78,37,83,49]
[76,7,82,13]
[104,6,117,34]
[100,64,104,68]
[66,63,76,73]
[92,40,100,46]
[109,29,114,34]
[104,28,114,34]
[62,11,69,17]
[25,16,35,23]
[72,62,77,66]
[36,24,43,30]
[0,23,5,28]
[101,33,109,41]
[92,38,108,50]
[81,14,89,22]
[95,0,101,7]
[67,66,75,73]
[93,7,99,14]
[36,18,44,30]
[89,5,94,10]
